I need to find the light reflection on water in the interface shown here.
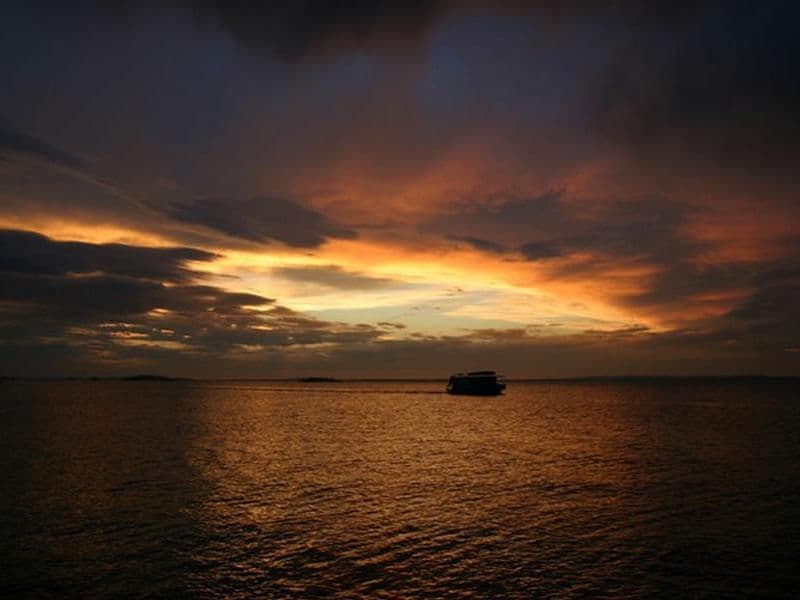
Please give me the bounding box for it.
[2,380,800,597]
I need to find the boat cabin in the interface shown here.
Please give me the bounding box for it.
[446,371,506,396]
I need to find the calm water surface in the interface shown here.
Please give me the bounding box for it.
[2,380,799,597]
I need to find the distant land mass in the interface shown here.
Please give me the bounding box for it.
[66,374,188,382]
[117,374,183,381]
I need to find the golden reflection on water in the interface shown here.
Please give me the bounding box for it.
[3,380,800,596]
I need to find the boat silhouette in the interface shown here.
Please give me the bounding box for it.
[446,371,506,396]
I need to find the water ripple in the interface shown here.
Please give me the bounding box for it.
[1,379,799,597]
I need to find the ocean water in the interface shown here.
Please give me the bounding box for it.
[1,379,799,598]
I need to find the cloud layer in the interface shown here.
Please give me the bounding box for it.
[1,1,799,375]
[167,197,356,248]
[0,230,390,375]
[0,124,87,171]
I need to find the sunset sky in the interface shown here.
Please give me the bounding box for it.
[1,1,798,377]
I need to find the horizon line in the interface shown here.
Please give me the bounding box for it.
[2,374,798,382]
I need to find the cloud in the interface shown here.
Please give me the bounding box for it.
[429,192,566,246]
[80,1,717,65]
[724,264,800,341]
[0,229,389,375]
[428,192,798,332]
[184,0,447,59]
[518,240,562,261]
[448,235,506,254]
[268,322,798,379]
[167,197,356,248]
[432,191,699,266]
[0,123,87,171]
[448,324,653,345]
[0,227,794,377]
[584,2,800,166]
[0,271,272,323]
[1,1,799,377]
[272,264,397,289]
[0,229,215,282]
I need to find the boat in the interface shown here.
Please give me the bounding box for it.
[446,371,506,396]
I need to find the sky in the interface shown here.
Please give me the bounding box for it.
[1,1,799,378]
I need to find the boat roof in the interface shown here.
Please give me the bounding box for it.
[450,371,502,378]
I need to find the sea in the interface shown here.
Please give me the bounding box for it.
[1,379,799,598]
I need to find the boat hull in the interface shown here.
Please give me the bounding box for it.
[446,388,505,396]
[446,380,506,396]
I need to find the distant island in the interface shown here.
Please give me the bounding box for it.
[118,374,182,381]
[296,376,341,383]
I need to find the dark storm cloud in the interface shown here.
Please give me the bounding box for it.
[25,0,697,62]
[584,1,800,163]
[0,124,86,171]
[14,0,797,170]
[272,264,397,290]
[184,0,447,59]
[146,0,705,62]
[0,229,215,282]
[185,0,800,160]
[167,197,356,248]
